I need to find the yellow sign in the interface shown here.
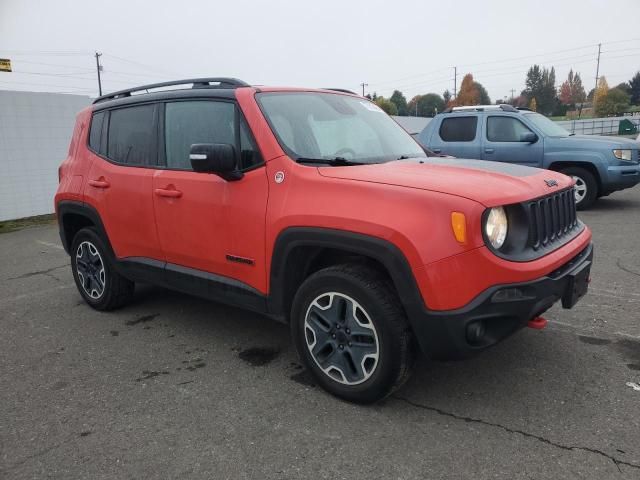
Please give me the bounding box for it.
[0,59,12,72]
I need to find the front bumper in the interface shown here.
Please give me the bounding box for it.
[410,243,593,360]
[604,164,640,193]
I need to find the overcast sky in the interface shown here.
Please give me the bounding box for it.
[1,0,639,103]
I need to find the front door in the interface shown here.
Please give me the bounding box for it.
[481,115,544,167]
[152,99,268,293]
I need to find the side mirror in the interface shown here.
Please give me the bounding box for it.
[189,143,243,181]
[520,132,538,143]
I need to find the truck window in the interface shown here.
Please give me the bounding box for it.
[487,116,533,142]
[439,117,477,142]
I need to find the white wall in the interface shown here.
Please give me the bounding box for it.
[0,90,91,221]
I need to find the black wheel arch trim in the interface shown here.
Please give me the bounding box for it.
[267,227,427,319]
[57,200,114,257]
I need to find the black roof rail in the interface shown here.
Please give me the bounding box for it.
[93,77,250,104]
[516,107,532,111]
[323,88,358,95]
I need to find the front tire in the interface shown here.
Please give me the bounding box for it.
[70,227,134,310]
[560,166,597,210]
[291,264,415,404]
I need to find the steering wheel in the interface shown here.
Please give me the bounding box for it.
[333,148,357,159]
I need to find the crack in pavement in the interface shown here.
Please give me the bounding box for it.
[392,396,639,473]
[616,258,640,278]
[7,264,68,281]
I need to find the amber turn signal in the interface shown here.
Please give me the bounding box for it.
[451,212,467,243]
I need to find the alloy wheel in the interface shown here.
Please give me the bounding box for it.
[304,292,379,385]
[572,176,587,204]
[75,241,106,299]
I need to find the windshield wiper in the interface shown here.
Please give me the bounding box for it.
[296,157,366,166]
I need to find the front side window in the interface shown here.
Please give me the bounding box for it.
[524,113,571,137]
[257,92,425,164]
[165,101,236,170]
[107,105,155,165]
[439,117,478,142]
[487,116,533,142]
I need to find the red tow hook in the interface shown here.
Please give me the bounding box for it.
[528,316,548,330]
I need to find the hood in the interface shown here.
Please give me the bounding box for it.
[317,158,573,207]
[546,134,640,149]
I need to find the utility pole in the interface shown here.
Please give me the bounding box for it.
[95,51,103,96]
[453,66,457,99]
[360,82,368,97]
[594,43,601,98]
[510,89,516,103]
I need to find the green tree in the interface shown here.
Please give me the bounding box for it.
[629,71,640,105]
[595,88,630,117]
[443,89,452,107]
[374,96,398,115]
[473,81,491,104]
[389,90,408,116]
[523,65,557,115]
[407,94,445,117]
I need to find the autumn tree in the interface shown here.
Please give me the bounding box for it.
[374,96,398,115]
[389,90,408,116]
[593,76,609,108]
[529,97,537,111]
[629,72,640,105]
[558,69,586,106]
[455,73,479,106]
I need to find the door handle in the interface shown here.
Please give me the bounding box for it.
[432,148,442,153]
[88,178,110,189]
[154,188,183,198]
[484,148,495,154]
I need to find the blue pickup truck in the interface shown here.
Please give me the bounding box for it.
[417,105,640,209]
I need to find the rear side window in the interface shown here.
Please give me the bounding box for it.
[165,101,236,170]
[439,117,478,142]
[487,116,533,142]
[88,111,105,153]
[107,105,155,165]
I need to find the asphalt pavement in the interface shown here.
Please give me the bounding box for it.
[1,188,639,479]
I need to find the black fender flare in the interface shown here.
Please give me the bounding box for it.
[267,227,427,320]
[56,200,114,257]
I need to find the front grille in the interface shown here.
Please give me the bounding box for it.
[527,188,578,251]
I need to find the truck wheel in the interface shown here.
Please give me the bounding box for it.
[70,227,134,311]
[290,264,415,404]
[560,167,597,210]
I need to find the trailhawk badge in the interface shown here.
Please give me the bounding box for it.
[544,179,558,187]
[274,171,285,184]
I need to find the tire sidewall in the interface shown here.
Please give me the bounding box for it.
[70,228,116,310]
[562,167,597,210]
[291,269,403,403]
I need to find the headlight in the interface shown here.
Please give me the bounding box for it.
[485,207,508,249]
[613,149,632,161]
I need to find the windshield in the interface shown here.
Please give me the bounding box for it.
[524,113,571,137]
[256,92,426,164]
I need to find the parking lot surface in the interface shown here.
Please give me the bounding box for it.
[1,189,640,480]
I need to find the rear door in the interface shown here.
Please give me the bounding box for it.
[429,115,482,159]
[481,115,544,167]
[152,99,268,293]
[84,104,163,260]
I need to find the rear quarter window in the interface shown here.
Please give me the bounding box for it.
[439,117,478,142]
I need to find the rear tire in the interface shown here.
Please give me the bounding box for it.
[290,264,415,404]
[560,166,597,210]
[70,227,134,311]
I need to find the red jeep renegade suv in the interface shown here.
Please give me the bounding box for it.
[55,78,593,403]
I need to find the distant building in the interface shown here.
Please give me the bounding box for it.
[0,90,91,221]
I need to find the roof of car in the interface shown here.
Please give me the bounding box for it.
[92,78,360,110]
